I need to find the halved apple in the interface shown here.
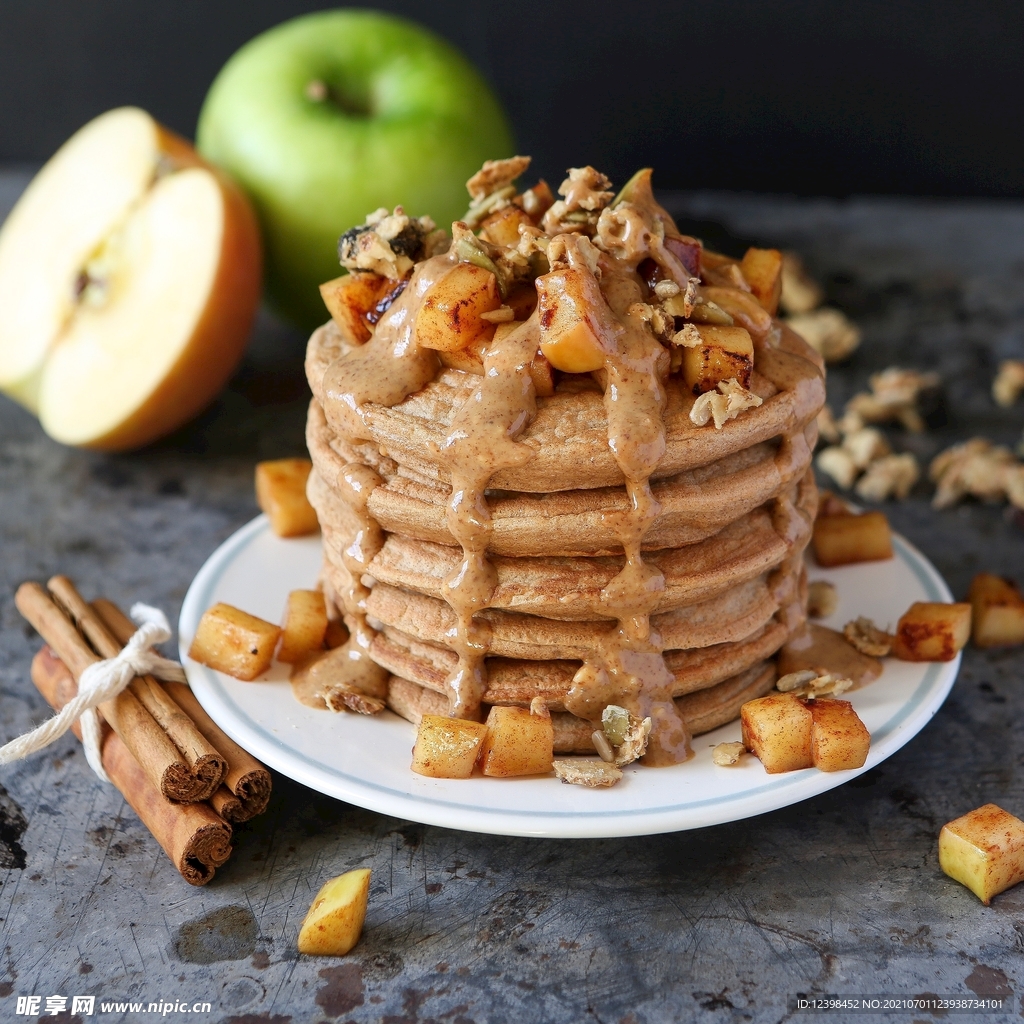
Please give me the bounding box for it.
[0,106,261,449]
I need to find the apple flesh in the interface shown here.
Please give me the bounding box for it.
[0,107,261,450]
[197,9,515,329]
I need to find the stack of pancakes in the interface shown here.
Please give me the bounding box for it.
[304,315,824,754]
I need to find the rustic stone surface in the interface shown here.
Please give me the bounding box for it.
[0,175,1021,1022]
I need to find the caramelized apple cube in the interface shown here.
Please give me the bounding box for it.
[807,698,870,771]
[319,272,389,345]
[740,692,813,773]
[739,247,784,315]
[517,179,555,221]
[479,705,554,777]
[411,715,489,779]
[188,602,281,681]
[530,350,555,397]
[277,589,329,664]
[683,325,754,394]
[413,263,500,352]
[892,601,971,661]
[812,510,892,566]
[479,205,533,247]
[438,334,487,375]
[968,572,1024,648]
[664,235,702,278]
[939,804,1024,905]
[700,287,774,342]
[324,618,348,649]
[255,458,320,538]
[297,868,371,956]
[537,265,608,373]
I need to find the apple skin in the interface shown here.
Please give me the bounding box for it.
[197,9,515,330]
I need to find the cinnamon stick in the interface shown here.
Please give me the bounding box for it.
[15,582,205,804]
[94,599,273,823]
[30,646,231,885]
[47,577,227,801]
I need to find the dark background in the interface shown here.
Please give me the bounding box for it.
[2,0,1023,197]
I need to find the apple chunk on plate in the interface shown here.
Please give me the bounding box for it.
[0,106,261,450]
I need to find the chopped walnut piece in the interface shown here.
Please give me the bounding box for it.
[530,695,551,719]
[325,687,386,715]
[843,617,894,657]
[690,378,763,430]
[846,367,940,433]
[712,741,746,766]
[466,156,532,201]
[993,359,1024,408]
[817,405,841,444]
[671,323,702,349]
[542,166,614,234]
[816,446,858,490]
[463,156,532,228]
[842,427,891,470]
[855,453,920,501]
[785,308,860,363]
[807,580,838,619]
[626,301,674,341]
[553,759,623,788]
[777,670,854,699]
[613,715,652,767]
[929,438,1021,509]
[780,251,825,315]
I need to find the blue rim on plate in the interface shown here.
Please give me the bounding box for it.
[180,515,959,838]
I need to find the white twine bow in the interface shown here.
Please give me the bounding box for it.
[0,603,187,782]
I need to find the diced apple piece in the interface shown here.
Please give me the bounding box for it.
[506,282,538,321]
[683,325,754,394]
[968,573,1024,648]
[664,235,702,278]
[438,334,487,375]
[479,705,554,777]
[518,179,555,221]
[188,602,281,681]
[413,263,500,352]
[277,589,329,664]
[479,205,533,247]
[739,247,784,315]
[411,715,489,779]
[530,350,556,397]
[319,272,388,345]
[939,804,1024,905]
[807,698,870,771]
[324,618,348,650]
[297,868,371,956]
[812,510,893,566]
[700,287,774,342]
[892,601,971,662]
[255,458,319,538]
[740,692,813,774]
[537,264,609,373]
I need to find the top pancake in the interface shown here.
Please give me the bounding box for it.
[306,318,825,494]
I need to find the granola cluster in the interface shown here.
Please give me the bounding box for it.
[338,206,448,279]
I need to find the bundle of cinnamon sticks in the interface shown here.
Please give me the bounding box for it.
[16,576,272,885]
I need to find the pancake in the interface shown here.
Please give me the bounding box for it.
[308,398,816,556]
[385,660,777,751]
[306,318,824,494]
[299,158,826,771]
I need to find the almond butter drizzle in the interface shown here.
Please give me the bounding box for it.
[314,190,824,766]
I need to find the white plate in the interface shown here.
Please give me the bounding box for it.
[179,515,960,838]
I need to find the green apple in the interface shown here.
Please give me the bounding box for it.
[197,9,515,329]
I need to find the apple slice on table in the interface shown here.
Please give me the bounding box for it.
[0,106,261,450]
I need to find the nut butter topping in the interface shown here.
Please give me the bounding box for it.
[314,160,822,765]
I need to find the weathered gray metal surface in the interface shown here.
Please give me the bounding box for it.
[0,175,1021,1023]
